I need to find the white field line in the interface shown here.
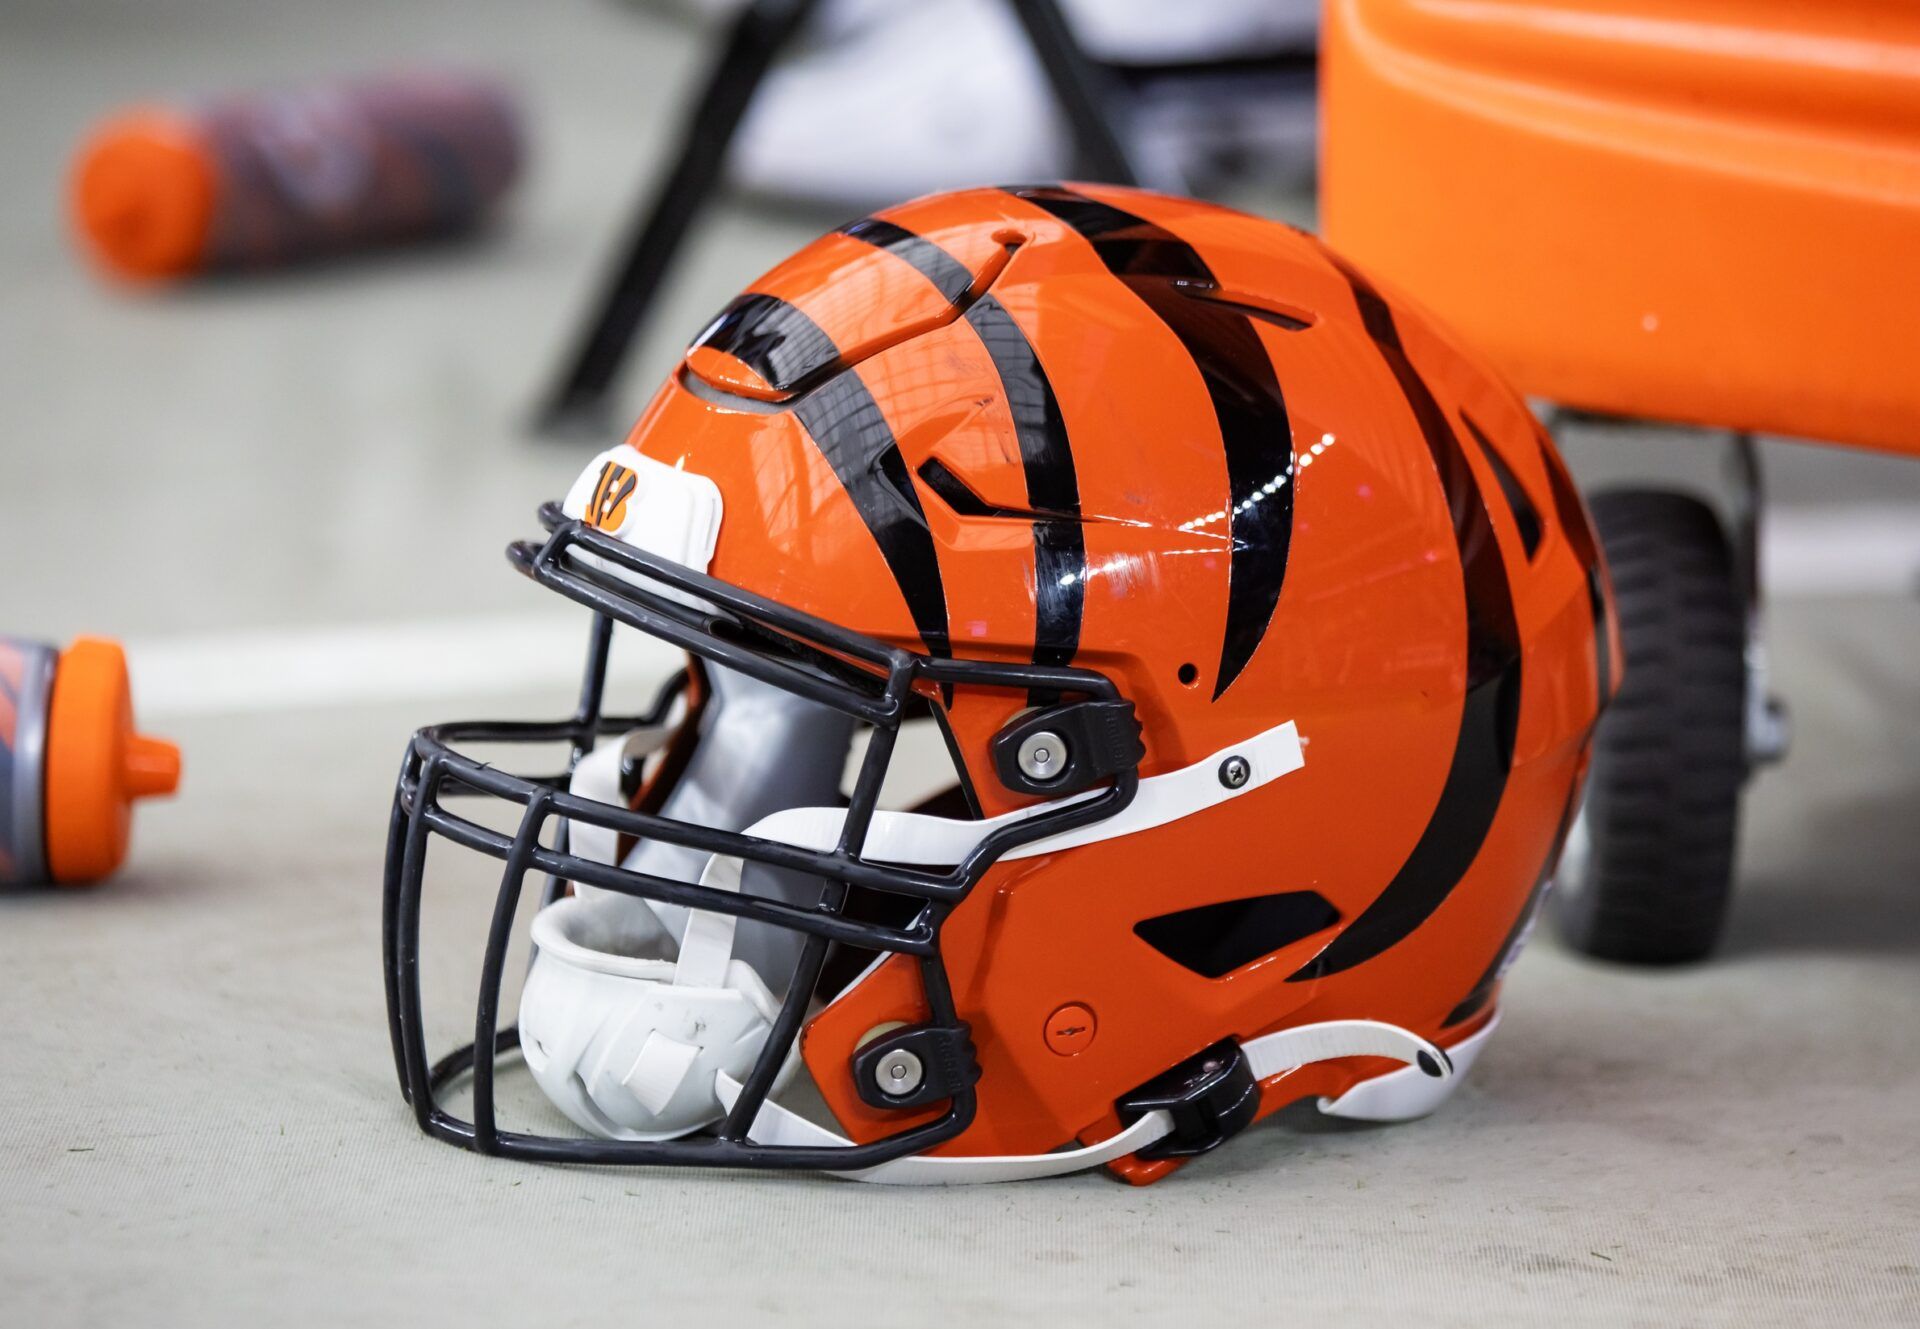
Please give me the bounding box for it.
[123,506,1918,719]
[1761,505,1920,596]
[128,611,681,720]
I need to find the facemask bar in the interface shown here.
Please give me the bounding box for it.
[383,503,1141,1169]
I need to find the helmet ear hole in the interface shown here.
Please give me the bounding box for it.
[1177,662,1200,688]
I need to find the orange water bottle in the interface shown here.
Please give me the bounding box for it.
[70,69,523,282]
[1,636,179,885]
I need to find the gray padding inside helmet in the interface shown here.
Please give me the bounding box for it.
[619,662,856,993]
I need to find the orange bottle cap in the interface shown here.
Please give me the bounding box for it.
[70,109,218,282]
[44,638,180,884]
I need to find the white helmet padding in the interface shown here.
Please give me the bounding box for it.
[519,880,795,1141]
[519,661,854,1140]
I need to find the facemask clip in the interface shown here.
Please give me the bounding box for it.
[851,1022,980,1111]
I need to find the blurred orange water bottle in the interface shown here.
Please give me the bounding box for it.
[69,69,524,282]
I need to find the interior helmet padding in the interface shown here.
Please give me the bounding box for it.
[581,660,857,994]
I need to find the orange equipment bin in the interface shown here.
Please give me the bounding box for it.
[1320,0,1920,456]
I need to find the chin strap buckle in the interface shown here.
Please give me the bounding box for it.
[1116,1039,1260,1160]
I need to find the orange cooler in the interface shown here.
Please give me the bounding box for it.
[1320,0,1920,456]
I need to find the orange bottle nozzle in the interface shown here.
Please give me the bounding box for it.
[44,638,181,884]
[124,733,183,801]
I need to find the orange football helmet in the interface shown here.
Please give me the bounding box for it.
[384,185,1617,1183]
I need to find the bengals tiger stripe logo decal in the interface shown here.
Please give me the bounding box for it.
[585,460,638,534]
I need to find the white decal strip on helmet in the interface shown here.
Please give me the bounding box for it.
[740,717,1305,868]
[1318,1012,1499,1123]
[715,1018,1451,1185]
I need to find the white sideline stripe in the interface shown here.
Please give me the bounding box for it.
[1763,505,1920,597]
[121,506,1919,719]
[128,613,682,720]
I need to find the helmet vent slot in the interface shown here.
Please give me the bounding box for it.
[1171,283,1316,332]
[1460,412,1544,560]
[1134,891,1341,979]
[916,456,1078,523]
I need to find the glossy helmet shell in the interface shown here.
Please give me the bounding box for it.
[624,184,1616,1181]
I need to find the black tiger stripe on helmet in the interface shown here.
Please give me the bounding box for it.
[838,217,975,305]
[692,291,842,395]
[1439,414,1607,1020]
[691,293,952,659]
[839,217,1087,684]
[1289,255,1525,981]
[961,296,1084,677]
[1527,419,1617,717]
[1462,414,1544,561]
[1443,783,1582,1028]
[1000,185,1298,703]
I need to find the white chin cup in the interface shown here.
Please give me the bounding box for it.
[520,723,827,1143]
[526,721,785,1140]
[519,890,794,1141]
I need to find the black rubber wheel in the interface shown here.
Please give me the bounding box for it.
[1551,489,1749,964]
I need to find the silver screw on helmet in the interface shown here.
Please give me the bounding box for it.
[875,1049,924,1098]
[1017,730,1068,782]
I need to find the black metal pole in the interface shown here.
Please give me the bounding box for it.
[1003,0,1144,186]
[536,0,1140,435]
[536,0,822,435]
